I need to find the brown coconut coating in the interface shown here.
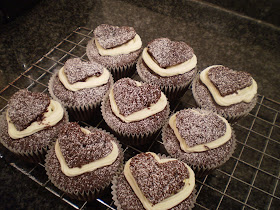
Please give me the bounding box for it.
[147,38,194,68]
[94,24,136,49]
[208,66,252,96]
[64,58,103,84]
[137,59,197,87]
[0,112,68,154]
[176,109,226,147]
[50,71,112,107]
[58,122,113,168]
[45,126,123,193]
[192,76,257,118]
[113,78,161,116]
[115,154,196,210]
[129,153,189,205]
[8,89,50,131]
[163,109,235,167]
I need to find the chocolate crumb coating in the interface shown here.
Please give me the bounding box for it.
[64,58,103,84]
[137,58,197,87]
[176,109,226,147]
[192,76,257,118]
[94,24,136,49]
[0,112,68,153]
[8,89,50,131]
[129,153,188,205]
[163,109,235,167]
[208,66,252,96]
[58,122,113,168]
[50,71,112,107]
[113,78,161,116]
[45,126,123,193]
[147,38,194,68]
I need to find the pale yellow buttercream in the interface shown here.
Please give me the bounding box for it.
[142,47,197,77]
[200,65,258,106]
[7,100,64,139]
[124,152,195,210]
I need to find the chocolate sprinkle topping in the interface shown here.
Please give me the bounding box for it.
[208,66,253,96]
[129,153,189,205]
[8,89,50,131]
[64,58,104,84]
[176,109,226,147]
[147,38,194,68]
[113,78,161,116]
[94,24,136,49]
[58,122,113,168]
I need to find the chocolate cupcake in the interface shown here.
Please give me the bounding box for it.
[112,152,196,210]
[48,57,113,122]
[192,65,258,121]
[45,122,123,201]
[86,24,142,80]
[0,89,68,162]
[101,78,170,145]
[137,38,198,102]
[162,108,236,177]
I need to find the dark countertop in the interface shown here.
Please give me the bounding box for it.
[0,0,279,209]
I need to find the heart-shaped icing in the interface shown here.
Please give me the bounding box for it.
[64,58,103,84]
[129,153,189,205]
[58,122,113,168]
[94,24,136,49]
[113,78,161,116]
[8,89,50,131]
[176,109,226,147]
[208,66,252,96]
[147,38,194,68]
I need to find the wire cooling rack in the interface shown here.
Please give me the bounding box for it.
[0,27,279,210]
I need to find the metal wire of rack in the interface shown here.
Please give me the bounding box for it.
[0,27,279,210]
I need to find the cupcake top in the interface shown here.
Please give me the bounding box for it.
[122,152,195,209]
[199,65,257,106]
[6,89,64,139]
[109,78,168,123]
[141,38,197,77]
[58,58,110,92]
[168,108,232,153]
[54,122,120,177]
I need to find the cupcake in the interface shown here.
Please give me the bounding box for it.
[45,122,123,201]
[48,57,113,122]
[86,24,142,80]
[162,108,236,177]
[137,38,197,102]
[112,152,196,210]
[0,89,68,162]
[101,78,170,145]
[192,65,258,121]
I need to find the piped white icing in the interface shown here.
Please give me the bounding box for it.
[109,81,167,123]
[55,127,119,177]
[124,152,195,210]
[200,65,258,106]
[95,34,142,56]
[7,100,64,139]
[58,66,110,91]
[169,110,232,152]
[142,47,197,77]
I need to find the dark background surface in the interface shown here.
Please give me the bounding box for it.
[0,0,279,209]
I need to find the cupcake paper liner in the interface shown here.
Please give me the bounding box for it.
[48,70,113,122]
[45,127,124,201]
[136,56,197,103]
[192,75,258,122]
[101,92,170,146]
[0,107,69,163]
[111,153,197,210]
[162,108,237,177]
